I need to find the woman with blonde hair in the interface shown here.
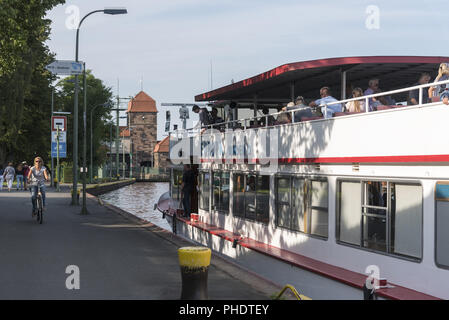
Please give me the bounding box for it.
[345,87,366,113]
[428,62,449,100]
[27,156,49,215]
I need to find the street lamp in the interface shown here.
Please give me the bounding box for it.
[90,102,112,183]
[72,7,127,211]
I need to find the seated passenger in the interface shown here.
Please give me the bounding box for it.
[211,107,224,124]
[408,73,431,105]
[428,63,449,101]
[363,79,380,111]
[276,105,292,124]
[289,96,315,122]
[344,87,366,113]
[309,87,342,118]
[259,107,276,126]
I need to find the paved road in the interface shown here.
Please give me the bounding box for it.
[0,186,272,300]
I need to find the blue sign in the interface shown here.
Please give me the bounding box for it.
[51,142,66,158]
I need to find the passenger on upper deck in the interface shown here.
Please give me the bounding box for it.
[428,63,449,102]
[308,87,342,118]
[258,106,276,127]
[408,73,431,105]
[211,107,224,124]
[192,104,212,127]
[364,79,396,110]
[286,96,315,122]
[364,79,380,111]
[276,104,292,124]
[344,87,366,113]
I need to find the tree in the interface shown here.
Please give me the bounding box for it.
[0,0,65,165]
[55,71,114,168]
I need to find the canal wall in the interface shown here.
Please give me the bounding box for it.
[86,179,136,196]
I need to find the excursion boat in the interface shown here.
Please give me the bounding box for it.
[157,56,449,300]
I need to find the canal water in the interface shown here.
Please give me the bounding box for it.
[99,182,170,230]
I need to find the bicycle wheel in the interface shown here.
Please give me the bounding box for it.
[37,194,43,224]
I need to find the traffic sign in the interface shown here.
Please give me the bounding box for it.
[52,131,67,143]
[52,116,67,132]
[51,142,67,158]
[46,60,84,75]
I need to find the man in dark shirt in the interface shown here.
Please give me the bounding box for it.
[181,164,195,218]
[408,73,431,105]
[192,105,212,127]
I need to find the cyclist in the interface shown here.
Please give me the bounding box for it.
[27,156,49,216]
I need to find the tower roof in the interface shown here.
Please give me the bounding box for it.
[154,136,169,153]
[127,91,158,113]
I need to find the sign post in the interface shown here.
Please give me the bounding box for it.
[51,116,67,192]
[56,126,61,192]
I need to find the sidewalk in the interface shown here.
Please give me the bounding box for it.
[0,185,276,299]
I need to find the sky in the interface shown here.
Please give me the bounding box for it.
[45,0,449,140]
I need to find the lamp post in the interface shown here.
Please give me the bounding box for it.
[72,7,127,208]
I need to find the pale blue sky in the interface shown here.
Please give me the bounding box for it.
[46,0,449,139]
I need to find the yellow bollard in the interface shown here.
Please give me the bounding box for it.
[178,246,211,300]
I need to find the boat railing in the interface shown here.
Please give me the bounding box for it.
[172,78,449,136]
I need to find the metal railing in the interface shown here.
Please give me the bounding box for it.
[177,79,449,134]
[274,284,311,300]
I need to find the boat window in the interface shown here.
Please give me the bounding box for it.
[362,181,388,252]
[391,183,422,258]
[337,180,422,260]
[199,171,211,211]
[436,182,449,269]
[212,171,230,214]
[233,173,270,223]
[338,181,362,245]
[171,169,183,201]
[276,177,291,228]
[233,173,245,218]
[256,175,270,224]
[310,180,329,237]
[245,174,257,220]
[276,176,328,238]
[292,178,305,232]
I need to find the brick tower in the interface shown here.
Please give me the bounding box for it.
[127,91,158,170]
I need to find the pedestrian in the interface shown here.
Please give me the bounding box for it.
[16,163,24,191]
[0,165,4,191]
[180,164,195,218]
[3,162,15,192]
[22,161,30,191]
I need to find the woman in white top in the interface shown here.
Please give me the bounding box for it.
[27,156,49,215]
[345,87,366,113]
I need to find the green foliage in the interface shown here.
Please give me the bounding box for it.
[0,0,65,165]
[0,0,114,170]
[55,71,114,167]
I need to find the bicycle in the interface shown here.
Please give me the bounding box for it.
[34,184,44,224]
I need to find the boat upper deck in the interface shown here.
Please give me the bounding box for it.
[195,56,449,103]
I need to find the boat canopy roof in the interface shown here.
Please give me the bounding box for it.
[195,56,449,104]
